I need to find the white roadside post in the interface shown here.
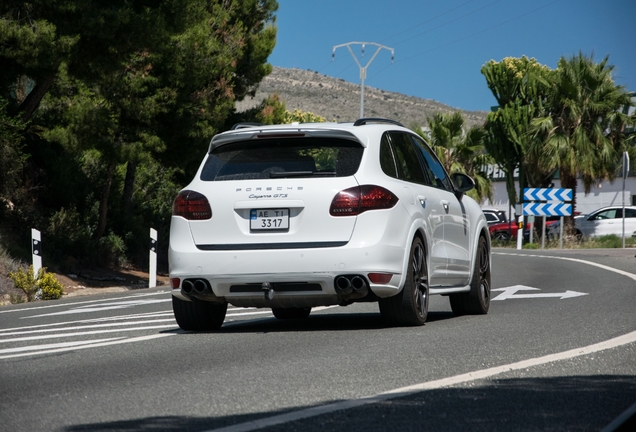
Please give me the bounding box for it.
[516,215,523,250]
[149,228,157,288]
[515,204,523,250]
[32,228,42,276]
[622,151,630,249]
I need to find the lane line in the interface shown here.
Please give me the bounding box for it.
[0,291,171,314]
[0,324,177,343]
[0,338,124,354]
[0,334,172,360]
[209,330,636,432]
[494,252,636,282]
[0,318,177,336]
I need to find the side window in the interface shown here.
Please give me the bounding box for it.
[591,209,617,220]
[380,134,398,179]
[387,132,428,185]
[626,209,636,218]
[410,135,454,191]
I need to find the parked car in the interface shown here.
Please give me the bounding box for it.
[169,118,492,330]
[488,220,519,241]
[490,216,563,242]
[482,208,507,225]
[547,206,636,239]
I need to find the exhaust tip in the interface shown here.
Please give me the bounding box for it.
[193,279,209,294]
[335,276,352,295]
[182,280,194,294]
[351,276,367,292]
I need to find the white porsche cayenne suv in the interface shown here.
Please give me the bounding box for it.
[169,118,491,330]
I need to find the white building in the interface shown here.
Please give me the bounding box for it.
[481,166,635,217]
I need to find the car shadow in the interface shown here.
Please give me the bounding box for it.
[161,310,457,334]
[63,375,636,432]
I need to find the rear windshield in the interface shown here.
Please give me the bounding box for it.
[200,138,363,181]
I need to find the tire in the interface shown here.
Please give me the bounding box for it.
[172,296,227,331]
[450,235,491,315]
[379,237,429,326]
[272,307,312,320]
[492,231,510,241]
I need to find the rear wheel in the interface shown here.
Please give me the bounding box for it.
[379,237,429,326]
[272,307,312,319]
[172,296,227,331]
[450,235,491,315]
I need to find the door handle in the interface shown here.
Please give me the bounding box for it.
[441,200,450,214]
[417,195,427,208]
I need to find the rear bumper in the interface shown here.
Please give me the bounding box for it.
[169,212,410,307]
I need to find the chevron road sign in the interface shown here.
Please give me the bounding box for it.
[524,187,573,202]
[523,202,572,216]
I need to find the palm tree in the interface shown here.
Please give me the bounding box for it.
[531,53,634,234]
[417,111,494,203]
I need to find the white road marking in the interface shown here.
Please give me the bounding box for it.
[0,318,177,336]
[493,252,636,282]
[208,330,636,432]
[25,298,172,318]
[0,324,177,343]
[0,291,171,315]
[0,338,124,354]
[492,285,588,301]
[0,334,172,360]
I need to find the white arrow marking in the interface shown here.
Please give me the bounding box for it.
[492,285,588,301]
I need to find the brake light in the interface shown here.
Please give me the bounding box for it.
[330,185,398,216]
[172,190,212,220]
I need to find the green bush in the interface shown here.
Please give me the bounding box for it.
[8,265,65,302]
[8,266,38,302]
[38,272,65,300]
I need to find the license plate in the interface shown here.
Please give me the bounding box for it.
[250,209,289,231]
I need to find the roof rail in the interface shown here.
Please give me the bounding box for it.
[230,122,264,130]
[353,118,404,127]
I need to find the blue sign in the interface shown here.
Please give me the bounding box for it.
[524,188,573,202]
[523,202,572,216]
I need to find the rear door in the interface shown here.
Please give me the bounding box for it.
[410,135,471,286]
[381,132,446,283]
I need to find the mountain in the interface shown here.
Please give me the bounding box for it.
[235,67,488,128]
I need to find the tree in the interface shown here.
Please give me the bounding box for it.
[0,1,279,267]
[481,56,554,208]
[531,53,634,233]
[416,112,494,203]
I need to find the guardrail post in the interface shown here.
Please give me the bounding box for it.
[149,228,157,288]
[32,228,42,277]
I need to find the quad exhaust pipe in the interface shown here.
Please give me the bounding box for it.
[334,275,369,299]
[181,278,223,302]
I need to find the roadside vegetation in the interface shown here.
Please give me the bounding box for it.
[491,234,636,249]
[0,3,634,303]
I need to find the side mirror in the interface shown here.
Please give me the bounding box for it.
[451,172,475,195]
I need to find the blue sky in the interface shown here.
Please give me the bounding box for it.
[267,0,636,112]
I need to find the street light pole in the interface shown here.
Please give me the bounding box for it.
[332,42,394,118]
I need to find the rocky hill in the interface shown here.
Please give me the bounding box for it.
[236,67,487,128]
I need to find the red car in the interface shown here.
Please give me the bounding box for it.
[489,218,560,241]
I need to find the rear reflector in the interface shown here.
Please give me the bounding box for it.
[330,185,398,216]
[368,273,393,284]
[170,278,181,289]
[172,190,212,220]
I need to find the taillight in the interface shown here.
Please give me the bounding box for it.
[330,185,398,216]
[172,190,212,220]
[368,273,394,284]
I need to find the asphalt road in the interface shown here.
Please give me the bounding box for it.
[0,248,635,432]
